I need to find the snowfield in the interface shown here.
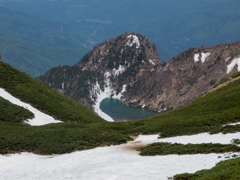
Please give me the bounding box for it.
[227,57,240,74]
[1,132,240,180]
[0,88,62,126]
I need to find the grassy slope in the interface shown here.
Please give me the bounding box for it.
[0,97,34,123]
[0,61,104,124]
[174,157,240,180]
[140,142,240,156]
[1,62,240,178]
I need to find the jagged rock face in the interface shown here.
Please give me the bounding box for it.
[139,42,240,112]
[39,32,240,113]
[38,32,160,110]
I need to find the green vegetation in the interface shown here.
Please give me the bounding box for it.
[210,125,240,135]
[0,7,88,77]
[0,122,131,155]
[174,157,240,180]
[0,36,87,77]
[1,62,240,156]
[139,142,240,156]
[0,62,104,124]
[213,71,240,88]
[0,97,34,123]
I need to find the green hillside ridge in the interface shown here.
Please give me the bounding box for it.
[0,97,34,123]
[0,61,104,124]
[1,62,240,178]
[140,142,240,156]
[1,61,240,153]
[174,157,240,180]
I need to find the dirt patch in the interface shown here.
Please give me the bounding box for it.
[122,141,147,151]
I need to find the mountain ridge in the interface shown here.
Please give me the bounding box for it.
[39,32,240,116]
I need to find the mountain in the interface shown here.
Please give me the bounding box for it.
[1,0,240,61]
[2,59,240,178]
[39,32,240,115]
[0,7,88,77]
[0,61,104,124]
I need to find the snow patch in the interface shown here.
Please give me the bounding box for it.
[225,57,231,62]
[194,54,199,62]
[131,98,138,103]
[149,59,155,65]
[112,84,127,100]
[1,132,240,180]
[90,81,114,122]
[223,122,240,127]
[90,75,127,122]
[112,65,125,77]
[227,57,240,74]
[201,52,211,63]
[151,69,154,72]
[104,71,111,78]
[126,35,140,49]
[0,88,62,126]
[142,104,146,109]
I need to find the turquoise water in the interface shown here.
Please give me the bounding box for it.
[100,98,157,121]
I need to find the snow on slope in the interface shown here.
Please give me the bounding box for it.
[112,65,125,77]
[194,52,210,63]
[227,57,240,74]
[194,54,199,62]
[201,52,211,63]
[1,132,240,180]
[149,59,155,65]
[0,88,62,126]
[126,35,140,49]
[90,72,127,122]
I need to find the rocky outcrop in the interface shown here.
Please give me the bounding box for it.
[39,32,240,114]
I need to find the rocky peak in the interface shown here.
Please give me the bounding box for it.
[39,33,240,119]
[77,32,160,76]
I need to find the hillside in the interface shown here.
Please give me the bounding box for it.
[0,61,104,124]
[1,61,240,179]
[2,60,240,152]
[39,32,240,115]
[0,7,88,77]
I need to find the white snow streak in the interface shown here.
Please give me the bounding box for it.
[201,52,211,63]
[0,88,62,126]
[194,54,199,62]
[112,65,125,77]
[225,57,231,62]
[149,59,155,65]
[227,57,240,74]
[90,72,127,122]
[1,132,240,180]
[142,104,146,108]
[126,35,140,49]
